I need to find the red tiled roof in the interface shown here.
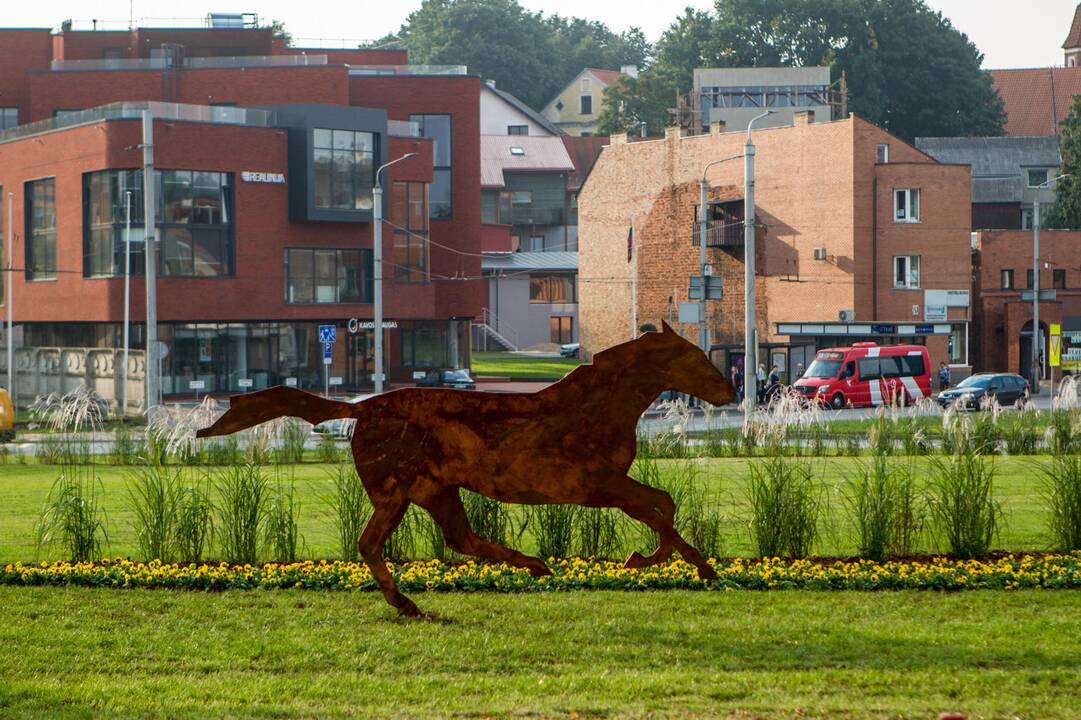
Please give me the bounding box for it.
[1065,3,1081,48]
[584,68,626,87]
[990,67,1081,136]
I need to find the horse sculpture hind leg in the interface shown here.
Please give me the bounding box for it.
[603,475,717,581]
[419,487,551,577]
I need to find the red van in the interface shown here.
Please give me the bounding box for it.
[793,342,932,409]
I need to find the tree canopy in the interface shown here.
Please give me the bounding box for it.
[397,0,648,111]
[601,0,1004,142]
[1043,96,1081,230]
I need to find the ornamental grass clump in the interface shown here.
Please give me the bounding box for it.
[844,456,923,562]
[35,467,108,562]
[574,507,624,559]
[532,504,577,558]
[126,464,182,562]
[747,457,820,558]
[112,424,145,466]
[265,473,301,562]
[325,464,370,561]
[214,464,269,564]
[1002,407,1041,455]
[1041,454,1081,552]
[175,480,213,562]
[928,451,1001,559]
[276,418,310,464]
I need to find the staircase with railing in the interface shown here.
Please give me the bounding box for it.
[471,309,519,352]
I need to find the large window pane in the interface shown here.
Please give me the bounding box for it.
[410,114,453,219]
[429,169,452,219]
[392,181,429,282]
[162,170,193,223]
[26,178,56,280]
[285,248,372,304]
[193,229,225,276]
[287,249,314,303]
[161,229,194,276]
[313,128,376,211]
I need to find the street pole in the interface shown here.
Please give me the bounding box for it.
[743,110,772,416]
[142,110,159,410]
[121,190,131,418]
[699,151,748,355]
[372,152,416,394]
[1031,197,1040,396]
[6,192,12,403]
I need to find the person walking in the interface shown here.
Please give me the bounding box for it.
[756,363,767,404]
[730,364,743,404]
[938,361,951,392]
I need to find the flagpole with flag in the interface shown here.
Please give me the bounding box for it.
[628,219,637,339]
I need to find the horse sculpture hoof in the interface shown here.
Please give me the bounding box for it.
[527,560,553,577]
[697,564,718,581]
[396,598,424,619]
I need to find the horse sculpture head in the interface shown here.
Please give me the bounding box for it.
[636,321,737,407]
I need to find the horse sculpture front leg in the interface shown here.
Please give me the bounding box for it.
[357,491,424,618]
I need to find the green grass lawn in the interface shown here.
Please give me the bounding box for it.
[0,456,1062,563]
[0,587,1078,718]
[471,350,582,381]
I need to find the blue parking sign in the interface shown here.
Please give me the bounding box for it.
[319,324,337,344]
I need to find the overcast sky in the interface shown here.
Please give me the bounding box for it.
[3,0,1076,69]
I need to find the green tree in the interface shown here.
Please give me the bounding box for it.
[604,0,1004,143]
[1043,96,1081,230]
[397,0,649,111]
[597,74,675,136]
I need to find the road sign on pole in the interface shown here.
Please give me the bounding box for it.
[1050,323,1061,367]
[318,325,337,344]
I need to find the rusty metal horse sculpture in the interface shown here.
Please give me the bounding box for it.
[197,321,735,616]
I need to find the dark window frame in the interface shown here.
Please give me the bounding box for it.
[25,178,57,281]
[507,124,528,135]
[579,94,593,115]
[1000,268,1014,289]
[284,247,373,304]
[529,273,577,304]
[409,113,453,220]
[1053,268,1066,289]
[0,107,18,130]
[312,128,376,212]
[391,181,430,283]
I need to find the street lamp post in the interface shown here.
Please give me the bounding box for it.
[742,110,773,415]
[121,190,132,418]
[1029,173,1069,396]
[372,152,417,394]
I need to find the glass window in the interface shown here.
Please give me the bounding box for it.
[391,181,429,283]
[285,248,372,304]
[878,356,901,378]
[579,95,593,115]
[894,188,920,222]
[312,128,376,210]
[550,316,573,344]
[26,178,57,280]
[1027,168,1049,188]
[857,357,880,381]
[507,125,528,135]
[400,321,449,368]
[893,255,920,289]
[899,355,926,377]
[1001,268,1014,289]
[1027,269,1034,289]
[411,114,453,219]
[529,274,577,303]
[83,169,231,278]
[1053,269,1066,289]
[0,108,18,130]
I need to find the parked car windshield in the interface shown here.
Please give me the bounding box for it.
[957,375,991,388]
[444,369,472,381]
[804,358,842,378]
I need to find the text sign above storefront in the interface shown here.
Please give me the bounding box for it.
[240,171,286,184]
[347,319,399,333]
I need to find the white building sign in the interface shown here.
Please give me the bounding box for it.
[241,171,286,184]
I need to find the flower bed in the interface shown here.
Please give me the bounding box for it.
[4,554,1081,592]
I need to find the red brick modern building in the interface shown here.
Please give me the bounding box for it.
[0,23,483,408]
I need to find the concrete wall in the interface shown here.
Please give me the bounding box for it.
[0,347,146,414]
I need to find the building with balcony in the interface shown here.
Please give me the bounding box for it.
[0,21,482,409]
[578,112,974,379]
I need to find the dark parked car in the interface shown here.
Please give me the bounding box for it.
[416,368,476,390]
[560,343,580,358]
[936,373,1028,409]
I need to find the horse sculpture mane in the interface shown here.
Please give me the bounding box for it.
[198,322,736,617]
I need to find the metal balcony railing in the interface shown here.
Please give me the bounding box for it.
[692,219,746,248]
[509,207,564,226]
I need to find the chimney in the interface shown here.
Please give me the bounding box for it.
[621,64,639,79]
[710,121,726,135]
[794,110,815,126]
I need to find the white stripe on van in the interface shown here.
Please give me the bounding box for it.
[867,347,881,357]
[869,379,882,406]
[900,376,923,400]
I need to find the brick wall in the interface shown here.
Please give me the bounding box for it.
[0,30,53,124]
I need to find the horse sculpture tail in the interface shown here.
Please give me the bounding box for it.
[195,386,359,439]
